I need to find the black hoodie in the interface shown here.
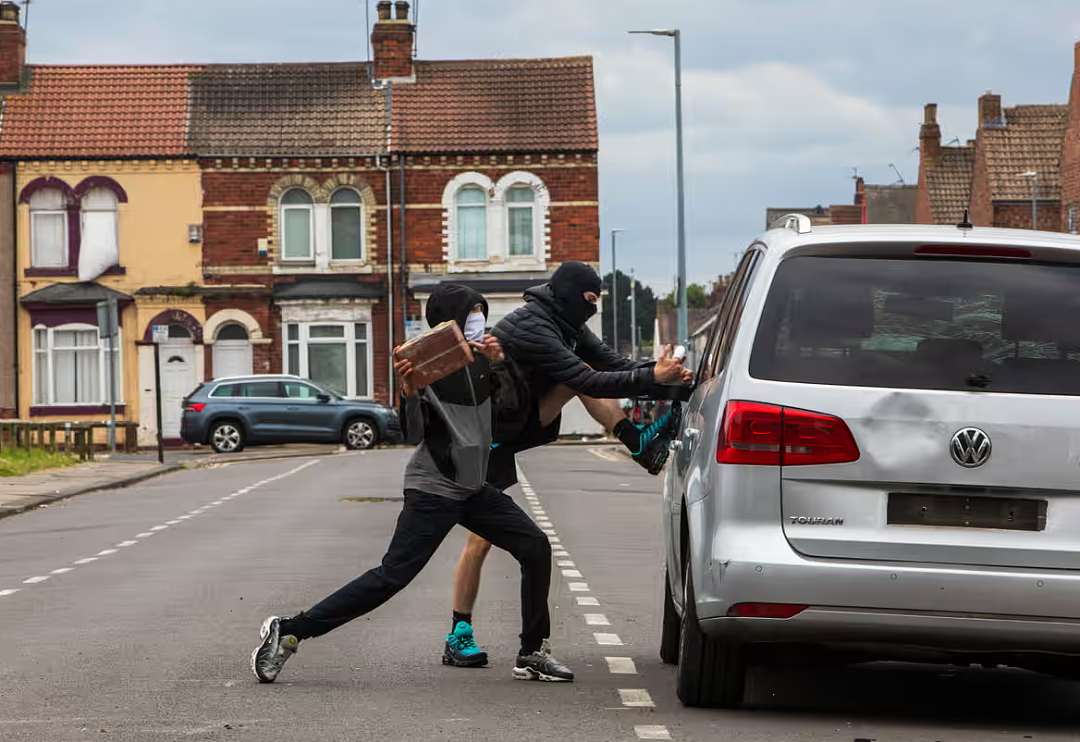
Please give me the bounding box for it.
[400,284,527,499]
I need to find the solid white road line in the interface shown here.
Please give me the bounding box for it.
[618,689,655,708]
[594,633,623,646]
[605,657,637,675]
[585,613,610,626]
[635,725,671,740]
[576,596,600,606]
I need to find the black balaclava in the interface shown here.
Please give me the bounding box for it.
[550,261,602,329]
[425,283,488,332]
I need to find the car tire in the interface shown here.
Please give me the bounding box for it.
[676,569,748,709]
[210,420,245,454]
[660,566,681,665]
[344,419,378,450]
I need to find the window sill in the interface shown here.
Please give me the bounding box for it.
[30,404,127,416]
[24,266,126,278]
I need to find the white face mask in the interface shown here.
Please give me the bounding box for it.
[464,312,486,342]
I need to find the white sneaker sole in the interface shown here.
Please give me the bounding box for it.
[250,615,280,683]
[512,666,574,682]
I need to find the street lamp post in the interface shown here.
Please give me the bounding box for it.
[629,268,638,360]
[1021,171,1038,230]
[630,28,687,345]
[611,228,623,353]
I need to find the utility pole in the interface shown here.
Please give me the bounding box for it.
[1021,171,1038,230]
[629,268,638,360]
[610,228,623,353]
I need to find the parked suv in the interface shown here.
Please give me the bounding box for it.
[181,375,400,454]
[661,217,1080,708]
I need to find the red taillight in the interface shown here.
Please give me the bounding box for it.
[717,401,859,466]
[915,245,1032,259]
[728,603,807,619]
[185,403,206,413]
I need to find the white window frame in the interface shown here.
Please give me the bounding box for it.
[455,186,489,261]
[280,189,316,262]
[32,323,123,407]
[505,185,536,258]
[329,188,365,263]
[283,321,372,399]
[29,189,69,269]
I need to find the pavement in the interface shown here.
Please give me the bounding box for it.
[2,446,1077,741]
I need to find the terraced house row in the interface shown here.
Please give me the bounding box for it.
[0,1,602,444]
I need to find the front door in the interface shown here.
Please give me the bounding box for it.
[212,324,253,379]
[161,327,197,440]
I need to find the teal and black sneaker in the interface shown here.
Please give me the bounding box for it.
[631,406,682,475]
[443,621,489,668]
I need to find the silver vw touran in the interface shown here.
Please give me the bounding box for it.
[661,216,1080,708]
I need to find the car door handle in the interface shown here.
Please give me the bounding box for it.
[670,439,683,451]
[685,428,701,439]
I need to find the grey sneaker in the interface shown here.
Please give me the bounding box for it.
[512,642,574,682]
[251,615,299,683]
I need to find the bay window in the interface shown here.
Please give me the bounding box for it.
[284,322,371,398]
[33,324,122,407]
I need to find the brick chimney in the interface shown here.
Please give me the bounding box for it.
[372,0,414,80]
[920,103,941,161]
[979,91,1004,129]
[0,1,25,89]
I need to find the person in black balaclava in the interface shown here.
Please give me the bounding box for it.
[251,283,575,687]
[440,261,693,667]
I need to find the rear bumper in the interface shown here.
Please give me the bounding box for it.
[697,528,1080,655]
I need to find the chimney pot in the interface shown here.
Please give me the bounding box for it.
[372,0,414,79]
[0,2,18,23]
[395,1,410,21]
[376,1,392,21]
[924,103,937,125]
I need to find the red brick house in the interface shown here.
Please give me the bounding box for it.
[916,40,1080,233]
[0,0,600,432]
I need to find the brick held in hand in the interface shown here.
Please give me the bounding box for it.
[395,320,474,389]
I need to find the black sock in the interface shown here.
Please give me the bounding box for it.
[452,611,472,631]
[614,418,642,453]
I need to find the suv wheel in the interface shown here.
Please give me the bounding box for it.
[676,569,748,708]
[210,421,245,454]
[660,566,681,665]
[345,419,377,450]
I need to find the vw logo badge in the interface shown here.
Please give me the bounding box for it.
[950,427,992,468]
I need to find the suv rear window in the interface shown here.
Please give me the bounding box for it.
[750,255,1080,396]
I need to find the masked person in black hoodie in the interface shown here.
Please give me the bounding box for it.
[251,284,574,685]
[443,262,692,663]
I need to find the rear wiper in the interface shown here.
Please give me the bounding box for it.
[965,373,992,389]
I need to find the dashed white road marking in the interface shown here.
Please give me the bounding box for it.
[585,613,610,626]
[542,528,557,535]
[548,536,561,544]
[562,569,583,578]
[553,550,570,558]
[116,540,138,547]
[0,589,19,597]
[618,689,655,708]
[96,549,118,556]
[23,576,49,584]
[177,515,193,520]
[635,725,671,740]
[594,633,623,646]
[605,657,637,675]
[576,596,600,606]
[165,520,182,525]
[49,568,73,575]
[556,560,575,567]
[72,557,99,565]
[568,582,589,592]
[135,532,155,538]
[150,525,169,532]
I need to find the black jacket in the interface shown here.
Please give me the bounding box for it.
[492,284,655,400]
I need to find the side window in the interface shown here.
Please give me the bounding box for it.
[697,250,754,382]
[211,384,238,398]
[284,382,320,399]
[708,250,762,378]
[241,381,282,398]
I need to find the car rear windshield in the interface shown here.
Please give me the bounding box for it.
[750,255,1080,395]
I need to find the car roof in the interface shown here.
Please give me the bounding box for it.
[208,375,303,383]
[760,219,1080,257]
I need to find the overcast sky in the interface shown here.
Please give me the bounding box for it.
[25,0,1080,292]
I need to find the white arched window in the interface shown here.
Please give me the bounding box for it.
[33,323,122,406]
[456,186,488,260]
[30,188,68,269]
[330,189,364,261]
[507,186,535,256]
[281,189,314,261]
[79,187,119,280]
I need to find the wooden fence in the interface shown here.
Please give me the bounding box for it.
[0,421,140,461]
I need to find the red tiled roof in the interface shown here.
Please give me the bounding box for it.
[392,57,598,153]
[926,145,975,225]
[0,65,201,157]
[982,104,1068,201]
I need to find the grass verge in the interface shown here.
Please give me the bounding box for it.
[0,448,79,477]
